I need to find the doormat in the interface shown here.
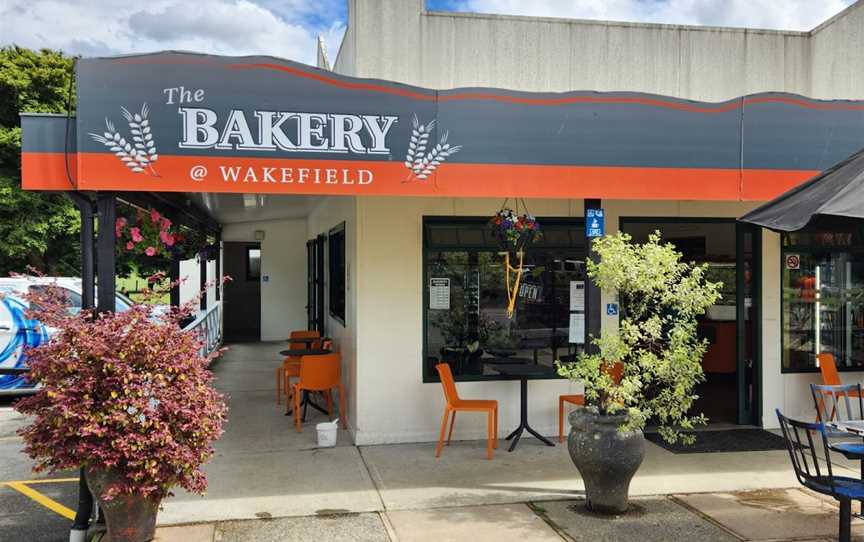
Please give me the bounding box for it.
[644,429,787,454]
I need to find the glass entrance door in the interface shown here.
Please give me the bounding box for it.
[736,223,761,425]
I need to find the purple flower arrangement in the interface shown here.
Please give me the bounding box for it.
[490,208,540,252]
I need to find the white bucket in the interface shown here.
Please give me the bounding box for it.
[316,419,339,448]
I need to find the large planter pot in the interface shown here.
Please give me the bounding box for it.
[85,467,161,542]
[567,408,645,514]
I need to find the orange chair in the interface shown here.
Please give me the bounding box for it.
[276,330,320,405]
[293,353,348,432]
[283,338,335,413]
[558,362,624,443]
[435,363,498,460]
[815,352,861,421]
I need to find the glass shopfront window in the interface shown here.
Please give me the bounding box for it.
[423,217,586,381]
[782,231,864,372]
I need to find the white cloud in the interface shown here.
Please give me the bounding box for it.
[0,0,345,66]
[456,0,855,31]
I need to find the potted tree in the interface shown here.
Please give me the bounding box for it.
[14,276,228,542]
[557,232,721,514]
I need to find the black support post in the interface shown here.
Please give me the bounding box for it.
[170,256,181,308]
[96,193,116,314]
[584,199,602,355]
[68,193,96,541]
[199,250,207,312]
[215,230,222,302]
[69,194,95,310]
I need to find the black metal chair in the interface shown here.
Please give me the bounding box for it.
[777,409,864,542]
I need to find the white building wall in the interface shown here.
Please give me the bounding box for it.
[327,0,864,442]
[222,219,307,341]
[354,196,586,444]
[177,258,217,309]
[811,2,864,99]
[306,196,359,435]
[353,196,810,443]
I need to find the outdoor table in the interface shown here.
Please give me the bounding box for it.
[482,356,532,366]
[519,339,550,364]
[278,348,331,357]
[279,348,332,419]
[286,336,327,346]
[488,363,559,451]
[825,420,864,513]
[486,348,517,358]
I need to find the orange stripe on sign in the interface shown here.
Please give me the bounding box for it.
[21,152,816,201]
[21,152,77,190]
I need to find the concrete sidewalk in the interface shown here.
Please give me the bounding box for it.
[155,487,863,541]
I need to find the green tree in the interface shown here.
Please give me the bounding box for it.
[0,46,80,275]
[557,232,722,444]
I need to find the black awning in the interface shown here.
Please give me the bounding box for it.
[740,147,864,232]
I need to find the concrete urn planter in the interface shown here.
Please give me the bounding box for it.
[85,466,161,542]
[567,408,645,514]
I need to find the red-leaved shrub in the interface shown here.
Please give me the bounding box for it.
[14,275,228,500]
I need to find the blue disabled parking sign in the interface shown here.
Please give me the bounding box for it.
[586,208,605,238]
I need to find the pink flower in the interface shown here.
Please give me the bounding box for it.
[145,246,157,256]
[126,241,134,250]
[160,231,175,247]
[130,228,143,243]
[160,217,172,230]
[150,209,161,224]
[115,217,127,237]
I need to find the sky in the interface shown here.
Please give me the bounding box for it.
[0,0,856,66]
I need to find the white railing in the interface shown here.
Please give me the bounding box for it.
[183,301,222,358]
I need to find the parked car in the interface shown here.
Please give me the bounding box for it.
[0,277,137,395]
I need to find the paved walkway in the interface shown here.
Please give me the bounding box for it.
[3,342,860,540]
[155,488,863,541]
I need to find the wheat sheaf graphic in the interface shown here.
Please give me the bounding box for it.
[89,104,159,177]
[403,114,461,181]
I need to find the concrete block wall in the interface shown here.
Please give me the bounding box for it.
[333,0,864,102]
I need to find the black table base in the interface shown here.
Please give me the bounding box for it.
[505,378,555,452]
[285,391,329,420]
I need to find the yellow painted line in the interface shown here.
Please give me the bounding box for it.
[2,477,79,485]
[5,482,76,519]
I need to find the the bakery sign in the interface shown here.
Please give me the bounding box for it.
[21,51,864,199]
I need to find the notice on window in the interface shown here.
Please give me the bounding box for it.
[570,281,585,311]
[569,312,585,344]
[429,278,451,310]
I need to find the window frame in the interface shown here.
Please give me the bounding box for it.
[328,222,346,326]
[780,234,864,374]
[422,215,586,383]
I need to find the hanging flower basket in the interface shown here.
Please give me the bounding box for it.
[116,208,176,258]
[490,208,540,255]
[116,208,210,261]
[490,205,540,319]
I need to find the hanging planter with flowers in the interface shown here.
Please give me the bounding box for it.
[490,200,540,318]
[116,208,210,262]
[116,208,177,258]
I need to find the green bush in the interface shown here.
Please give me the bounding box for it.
[557,232,722,444]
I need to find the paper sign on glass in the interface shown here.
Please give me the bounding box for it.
[429,278,451,310]
[570,281,585,311]
[569,312,585,344]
